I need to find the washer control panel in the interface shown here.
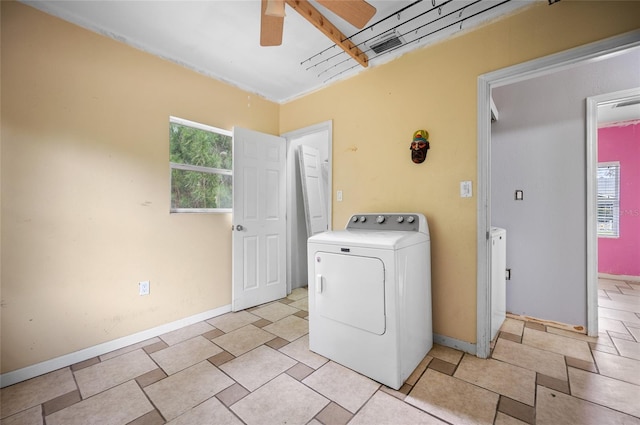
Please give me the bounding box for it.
[347,213,422,232]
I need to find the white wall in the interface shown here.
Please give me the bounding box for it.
[491,48,640,326]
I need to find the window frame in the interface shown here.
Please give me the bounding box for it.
[596,161,620,238]
[169,116,233,214]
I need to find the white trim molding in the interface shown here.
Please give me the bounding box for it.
[0,304,232,388]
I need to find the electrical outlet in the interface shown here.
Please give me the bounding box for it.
[139,281,150,296]
[460,181,472,198]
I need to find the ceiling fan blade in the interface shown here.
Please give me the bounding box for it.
[316,0,376,29]
[260,0,284,46]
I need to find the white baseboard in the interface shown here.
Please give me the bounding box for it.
[433,333,476,355]
[599,273,640,282]
[0,304,232,388]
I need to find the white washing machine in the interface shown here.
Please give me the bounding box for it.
[307,213,432,390]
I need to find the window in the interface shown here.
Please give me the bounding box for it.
[170,116,232,213]
[597,162,620,237]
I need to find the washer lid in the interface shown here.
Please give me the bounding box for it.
[308,229,428,249]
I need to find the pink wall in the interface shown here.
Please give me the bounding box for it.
[598,122,640,277]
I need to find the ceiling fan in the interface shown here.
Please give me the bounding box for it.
[260,0,377,67]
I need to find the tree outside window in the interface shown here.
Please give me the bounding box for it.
[170,117,232,212]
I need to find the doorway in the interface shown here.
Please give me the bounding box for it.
[283,121,333,294]
[476,32,640,358]
[588,88,640,289]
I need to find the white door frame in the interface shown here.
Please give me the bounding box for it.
[282,121,333,295]
[476,30,640,358]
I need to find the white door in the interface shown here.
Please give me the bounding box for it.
[232,127,287,311]
[298,145,329,237]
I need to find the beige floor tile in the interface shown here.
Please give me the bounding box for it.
[522,328,593,362]
[144,361,234,421]
[262,315,308,341]
[536,384,640,425]
[600,307,640,325]
[75,349,157,398]
[454,354,536,406]
[605,291,640,306]
[612,337,640,360]
[303,361,380,413]
[599,298,640,315]
[206,311,260,333]
[598,279,627,291]
[592,350,640,386]
[590,342,620,355]
[0,405,43,425]
[159,321,215,346]
[495,412,528,425]
[99,337,162,361]
[501,318,525,336]
[427,344,464,364]
[628,326,640,341]
[406,369,499,425]
[350,391,446,425]
[46,381,153,425]
[545,327,598,343]
[288,297,309,311]
[569,367,640,418]
[599,317,630,334]
[596,332,616,347]
[219,345,297,391]
[251,302,300,322]
[492,338,567,381]
[315,402,352,425]
[1,368,77,419]
[287,287,308,301]
[278,334,328,369]
[150,336,223,375]
[166,396,242,425]
[212,324,276,356]
[620,287,640,297]
[231,374,329,425]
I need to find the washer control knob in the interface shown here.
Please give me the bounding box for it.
[396,216,404,223]
[407,216,415,223]
[359,216,367,223]
[376,215,385,224]
[352,216,359,223]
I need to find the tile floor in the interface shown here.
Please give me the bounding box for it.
[2,279,640,425]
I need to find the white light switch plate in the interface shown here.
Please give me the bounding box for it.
[460,181,472,198]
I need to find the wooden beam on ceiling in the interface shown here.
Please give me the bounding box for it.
[285,0,369,68]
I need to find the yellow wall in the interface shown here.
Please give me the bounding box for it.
[280,0,640,344]
[0,1,278,373]
[2,0,639,375]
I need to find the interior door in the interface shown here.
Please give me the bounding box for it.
[298,145,328,236]
[232,127,287,311]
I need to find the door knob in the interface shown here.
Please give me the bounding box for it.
[236,224,244,231]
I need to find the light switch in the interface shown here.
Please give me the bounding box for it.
[460,181,472,198]
[515,190,524,200]
[337,190,343,202]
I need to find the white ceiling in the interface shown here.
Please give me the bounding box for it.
[22,0,537,103]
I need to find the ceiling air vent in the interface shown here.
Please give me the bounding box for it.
[368,30,405,55]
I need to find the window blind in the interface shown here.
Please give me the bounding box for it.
[597,163,620,237]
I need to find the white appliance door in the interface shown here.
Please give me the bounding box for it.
[298,145,328,236]
[314,252,385,335]
[232,127,287,311]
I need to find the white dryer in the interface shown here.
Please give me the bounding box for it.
[307,213,432,390]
